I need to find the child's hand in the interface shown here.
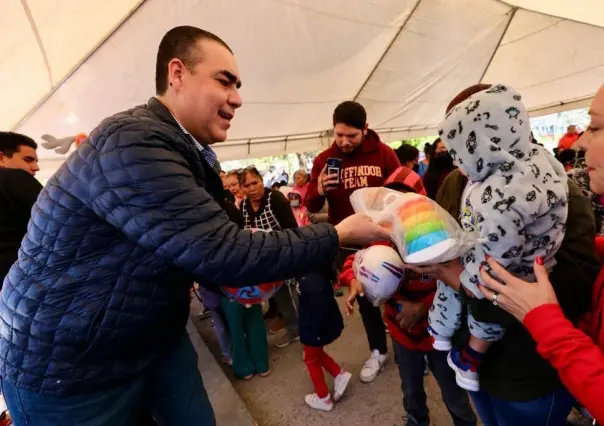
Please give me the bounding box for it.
[345,278,364,316]
[396,301,427,330]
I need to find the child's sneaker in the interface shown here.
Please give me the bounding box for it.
[427,325,452,351]
[304,393,333,411]
[447,348,480,392]
[360,349,388,383]
[333,371,352,402]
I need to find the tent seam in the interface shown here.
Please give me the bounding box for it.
[495,0,604,29]
[20,0,53,86]
[352,0,423,101]
[479,8,517,83]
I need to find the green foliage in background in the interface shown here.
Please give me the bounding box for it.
[221,107,589,179]
[387,136,437,151]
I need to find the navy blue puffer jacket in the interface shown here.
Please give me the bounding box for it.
[0,98,338,396]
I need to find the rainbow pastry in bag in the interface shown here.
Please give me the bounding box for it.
[393,195,457,264]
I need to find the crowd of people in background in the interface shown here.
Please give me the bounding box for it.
[206,94,604,425]
[201,90,602,425]
[1,25,604,426]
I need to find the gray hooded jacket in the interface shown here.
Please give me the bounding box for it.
[438,84,569,297]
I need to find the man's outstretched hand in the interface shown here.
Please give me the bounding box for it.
[335,214,390,246]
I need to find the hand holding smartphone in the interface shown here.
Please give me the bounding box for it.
[326,157,342,184]
[320,158,341,195]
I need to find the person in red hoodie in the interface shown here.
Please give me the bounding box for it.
[340,166,477,426]
[558,125,580,151]
[306,101,401,383]
[475,84,604,425]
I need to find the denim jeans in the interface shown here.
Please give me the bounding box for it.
[358,294,388,354]
[392,338,476,426]
[470,388,575,426]
[2,333,215,426]
[210,308,232,360]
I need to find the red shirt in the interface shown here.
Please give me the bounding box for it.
[339,242,436,352]
[523,267,604,423]
[557,133,580,150]
[305,129,400,225]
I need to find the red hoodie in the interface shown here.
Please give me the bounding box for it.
[305,129,400,225]
[521,237,604,423]
[338,167,436,352]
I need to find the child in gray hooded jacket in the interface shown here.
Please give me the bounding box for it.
[427,84,569,391]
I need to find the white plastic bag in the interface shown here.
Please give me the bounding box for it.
[349,187,406,227]
[350,188,479,265]
[352,245,405,307]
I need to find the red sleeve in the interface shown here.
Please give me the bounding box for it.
[523,304,604,423]
[305,153,327,213]
[383,145,401,178]
[419,290,435,313]
[338,254,356,287]
[595,236,604,263]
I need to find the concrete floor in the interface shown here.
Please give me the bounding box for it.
[193,292,482,426]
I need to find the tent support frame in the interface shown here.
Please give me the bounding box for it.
[20,0,53,86]
[352,0,423,101]
[479,8,517,83]
[11,0,149,131]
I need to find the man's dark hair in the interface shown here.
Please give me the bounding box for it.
[0,132,37,157]
[333,101,367,130]
[396,144,419,164]
[155,26,233,95]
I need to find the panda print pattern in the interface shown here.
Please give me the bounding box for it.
[427,84,569,343]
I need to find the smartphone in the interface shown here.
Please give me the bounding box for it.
[326,157,342,185]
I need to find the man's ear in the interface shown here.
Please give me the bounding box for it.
[168,58,186,89]
[363,123,369,137]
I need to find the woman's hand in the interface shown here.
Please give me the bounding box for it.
[404,258,464,291]
[345,278,364,316]
[396,301,427,330]
[478,256,559,322]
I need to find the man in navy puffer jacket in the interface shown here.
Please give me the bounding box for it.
[0,27,387,426]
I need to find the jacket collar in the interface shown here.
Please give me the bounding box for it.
[147,97,222,173]
[148,97,181,131]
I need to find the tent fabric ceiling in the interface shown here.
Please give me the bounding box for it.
[4,0,604,180]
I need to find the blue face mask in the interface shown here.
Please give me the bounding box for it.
[290,200,300,208]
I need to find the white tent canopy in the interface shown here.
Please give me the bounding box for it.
[4,0,604,181]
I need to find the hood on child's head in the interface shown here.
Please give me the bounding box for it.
[384,166,426,196]
[438,84,533,182]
